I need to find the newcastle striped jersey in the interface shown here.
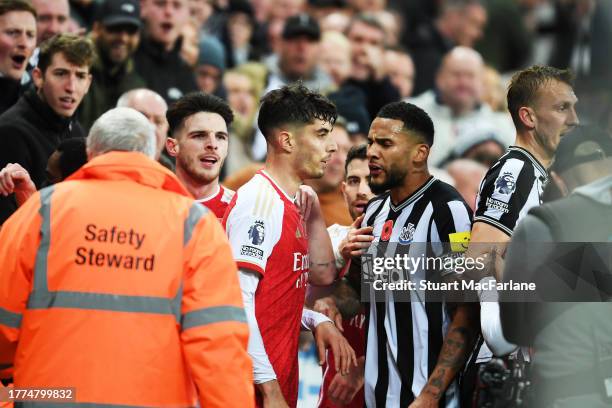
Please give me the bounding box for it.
[362,177,472,408]
[474,146,547,236]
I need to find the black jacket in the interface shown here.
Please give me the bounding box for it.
[345,76,401,120]
[0,89,85,223]
[133,36,198,103]
[78,47,146,131]
[0,77,25,115]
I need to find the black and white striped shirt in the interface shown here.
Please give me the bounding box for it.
[474,146,548,236]
[362,177,472,408]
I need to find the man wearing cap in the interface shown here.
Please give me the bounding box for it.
[264,13,332,94]
[500,125,612,407]
[77,0,145,131]
[195,35,226,97]
[251,13,333,161]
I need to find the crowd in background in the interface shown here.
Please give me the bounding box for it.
[1,0,612,406]
[1,0,611,188]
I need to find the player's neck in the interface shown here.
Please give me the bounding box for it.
[390,169,431,205]
[515,132,552,168]
[264,156,301,197]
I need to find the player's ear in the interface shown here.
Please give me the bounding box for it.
[413,143,429,163]
[277,129,294,153]
[165,137,179,157]
[518,106,535,129]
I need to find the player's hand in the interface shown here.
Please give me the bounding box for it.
[0,163,36,205]
[295,184,321,222]
[408,391,439,408]
[340,215,374,260]
[329,356,365,405]
[314,321,357,375]
[313,296,343,332]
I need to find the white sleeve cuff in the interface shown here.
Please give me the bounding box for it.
[301,308,333,331]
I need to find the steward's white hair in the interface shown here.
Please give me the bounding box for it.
[87,107,156,159]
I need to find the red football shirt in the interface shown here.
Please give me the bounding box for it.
[318,311,366,408]
[224,170,309,407]
[197,184,234,220]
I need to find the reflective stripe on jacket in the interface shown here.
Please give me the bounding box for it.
[0,151,253,407]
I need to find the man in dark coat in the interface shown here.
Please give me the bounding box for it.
[0,33,93,224]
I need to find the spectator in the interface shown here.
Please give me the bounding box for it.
[0,137,87,206]
[320,30,370,143]
[319,10,350,33]
[347,0,385,13]
[345,13,400,119]
[446,158,488,211]
[189,0,214,30]
[407,0,487,96]
[180,19,200,68]
[221,0,260,68]
[408,47,514,167]
[223,69,259,173]
[77,0,146,131]
[373,9,401,46]
[307,0,347,21]
[447,128,507,168]
[0,33,93,224]
[116,88,169,164]
[482,64,506,112]
[195,35,226,96]
[319,31,351,89]
[264,13,332,94]
[305,118,353,226]
[135,0,198,103]
[328,92,370,144]
[68,0,98,31]
[31,0,70,45]
[0,0,36,114]
[251,13,333,160]
[384,46,415,99]
[0,107,254,407]
[475,0,533,73]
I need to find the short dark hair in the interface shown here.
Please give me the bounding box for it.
[57,138,87,180]
[345,143,367,175]
[0,0,36,18]
[507,65,574,130]
[345,13,384,38]
[166,91,234,135]
[38,34,95,74]
[376,101,435,146]
[441,0,482,12]
[258,83,337,139]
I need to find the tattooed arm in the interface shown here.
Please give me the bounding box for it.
[409,303,479,408]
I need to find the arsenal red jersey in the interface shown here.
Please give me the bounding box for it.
[197,184,234,220]
[224,170,309,408]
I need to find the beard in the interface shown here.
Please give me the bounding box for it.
[177,154,218,184]
[368,164,407,195]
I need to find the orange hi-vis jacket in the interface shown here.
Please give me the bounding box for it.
[0,151,254,407]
